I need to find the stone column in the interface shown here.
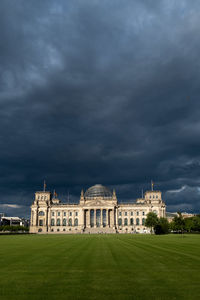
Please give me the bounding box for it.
[36,208,39,226]
[110,209,114,228]
[106,209,109,227]
[94,209,96,228]
[82,209,85,229]
[108,209,113,227]
[87,209,91,228]
[113,209,116,228]
[101,209,103,227]
[48,207,51,228]
[115,207,118,230]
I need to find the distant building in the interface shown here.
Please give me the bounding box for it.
[166,212,196,223]
[1,216,22,226]
[30,183,166,234]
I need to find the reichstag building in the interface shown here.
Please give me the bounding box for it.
[30,184,166,234]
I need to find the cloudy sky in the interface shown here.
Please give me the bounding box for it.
[0,0,200,217]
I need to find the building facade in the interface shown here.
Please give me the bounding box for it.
[30,184,166,234]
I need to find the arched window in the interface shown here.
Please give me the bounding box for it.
[124,218,128,226]
[38,211,45,216]
[51,219,55,226]
[57,218,60,226]
[74,218,78,226]
[118,218,122,226]
[63,218,66,226]
[142,218,145,225]
[136,218,140,225]
[130,218,134,225]
[69,218,72,226]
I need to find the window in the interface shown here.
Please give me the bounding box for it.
[74,218,78,226]
[41,196,43,200]
[118,218,122,226]
[69,212,72,216]
[57,218,60,226]
[153,210,157,215]
[51,219,55,226]
[130,218,134,225]
[125,212,127,216]
[136,218,140,225]
[64,212,66,216]
[69,219,72,226]
[153,195,155,198]
[63,218,66,226]
[124,218,128,226]
[119,212,122,216]
[52,212,55,217]
[156,195,158,198]
[44,196,47,200]
[142,218,145,225]
[38,211,45,216]
[142,211,145,216]
[149,195,151,199]
[131,212,133,216]
[38,196,40,200]
[39,220,43,226]
[75,212,78,216]
[58,212,60,216]
[137,211,139,216]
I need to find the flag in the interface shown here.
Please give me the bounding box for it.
[151,180,154,191]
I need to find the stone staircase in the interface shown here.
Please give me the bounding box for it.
[83,227,117,234]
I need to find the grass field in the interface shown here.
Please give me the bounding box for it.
[0,234,199,300]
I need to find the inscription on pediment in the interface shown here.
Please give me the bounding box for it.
[84,199,116,207]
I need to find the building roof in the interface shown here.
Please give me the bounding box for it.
[2,217,21,221]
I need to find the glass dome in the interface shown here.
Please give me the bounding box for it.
[84,184,112,199]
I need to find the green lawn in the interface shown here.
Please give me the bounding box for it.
[0,234,199,300]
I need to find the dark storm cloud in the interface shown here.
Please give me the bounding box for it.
[0,0,200,217]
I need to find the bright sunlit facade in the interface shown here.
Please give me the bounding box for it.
[30,184,166,234]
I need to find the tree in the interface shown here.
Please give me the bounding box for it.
[170,212,185,233]
[145,212,158,234]
[154,217,169,235]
